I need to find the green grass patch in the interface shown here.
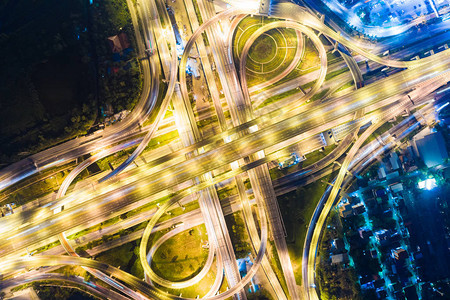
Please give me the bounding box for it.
[2,167,70,207]
[335,81,355,93]
[144,130,179,151]
[71,193,175,247]
[256,38,321,91]
[162,261,224,298]
[268,241,289,296]
[152,225,209,281]
[257,88,303,110]
[158,199,200,223]
[249,34,277,63]
[302,145,337,168]
[197,115,218,130]
[95,130,179,172]
[217,185,238,200]
[225,212,252,259]
[95,240,144,279]
[191,0,203,24]
[234,16,306,88]
[327,51,341,64]
[33,240,61,255]
[311,88,330,101]
[325,67,350,81]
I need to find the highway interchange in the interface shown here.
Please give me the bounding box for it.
[1,0,450,299]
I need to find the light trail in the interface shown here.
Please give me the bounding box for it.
[2,2,450,299]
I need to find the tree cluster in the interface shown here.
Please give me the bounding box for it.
[227,213,252,259]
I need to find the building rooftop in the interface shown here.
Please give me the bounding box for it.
[389,152,400,170]
[332,239,345,252]
[352,203,366,215]
[331,253,349,265]
[108,32,130,53]
[390,182,404,194]
[414,131,448,168]
[339,203,353,218]
[391,247,409,261]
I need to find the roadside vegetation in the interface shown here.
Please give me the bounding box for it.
[96,240,145,278]
[11,281,96,300]
[0,162,74,206]
[225,212,252,259]
[277,171,338,285]
[316,210,362,300]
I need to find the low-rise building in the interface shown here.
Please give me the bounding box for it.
[378,164,387,179]
[373,188,388,202]
[352,203,366,215]
[413,131,448,168]
[375,229,390,244]
[332,238,345,253]
[391,247,409,261]
[390,182,404,194]
[107,32,130,53]
[331,253,349,265]
[390,152,401,171]
[359,228,373,240]
[339,203,353,218]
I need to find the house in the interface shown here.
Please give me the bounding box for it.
[375,229,390,244]
[339,203,353,218]
[107,32,130,53]
[352,203,366,215]
[391,247,408,261]
[331,253,349,265]
[390,182,404,194]
[373,188,387,198]
[390,152,401,170]
[378,164,387,179]
[364,197,378,208]
[413,131,448,168]
[332,239,345,252]
[359,228,373,240]
[373,188,388,203]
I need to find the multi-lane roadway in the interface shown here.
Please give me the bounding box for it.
[1,0,450,299]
